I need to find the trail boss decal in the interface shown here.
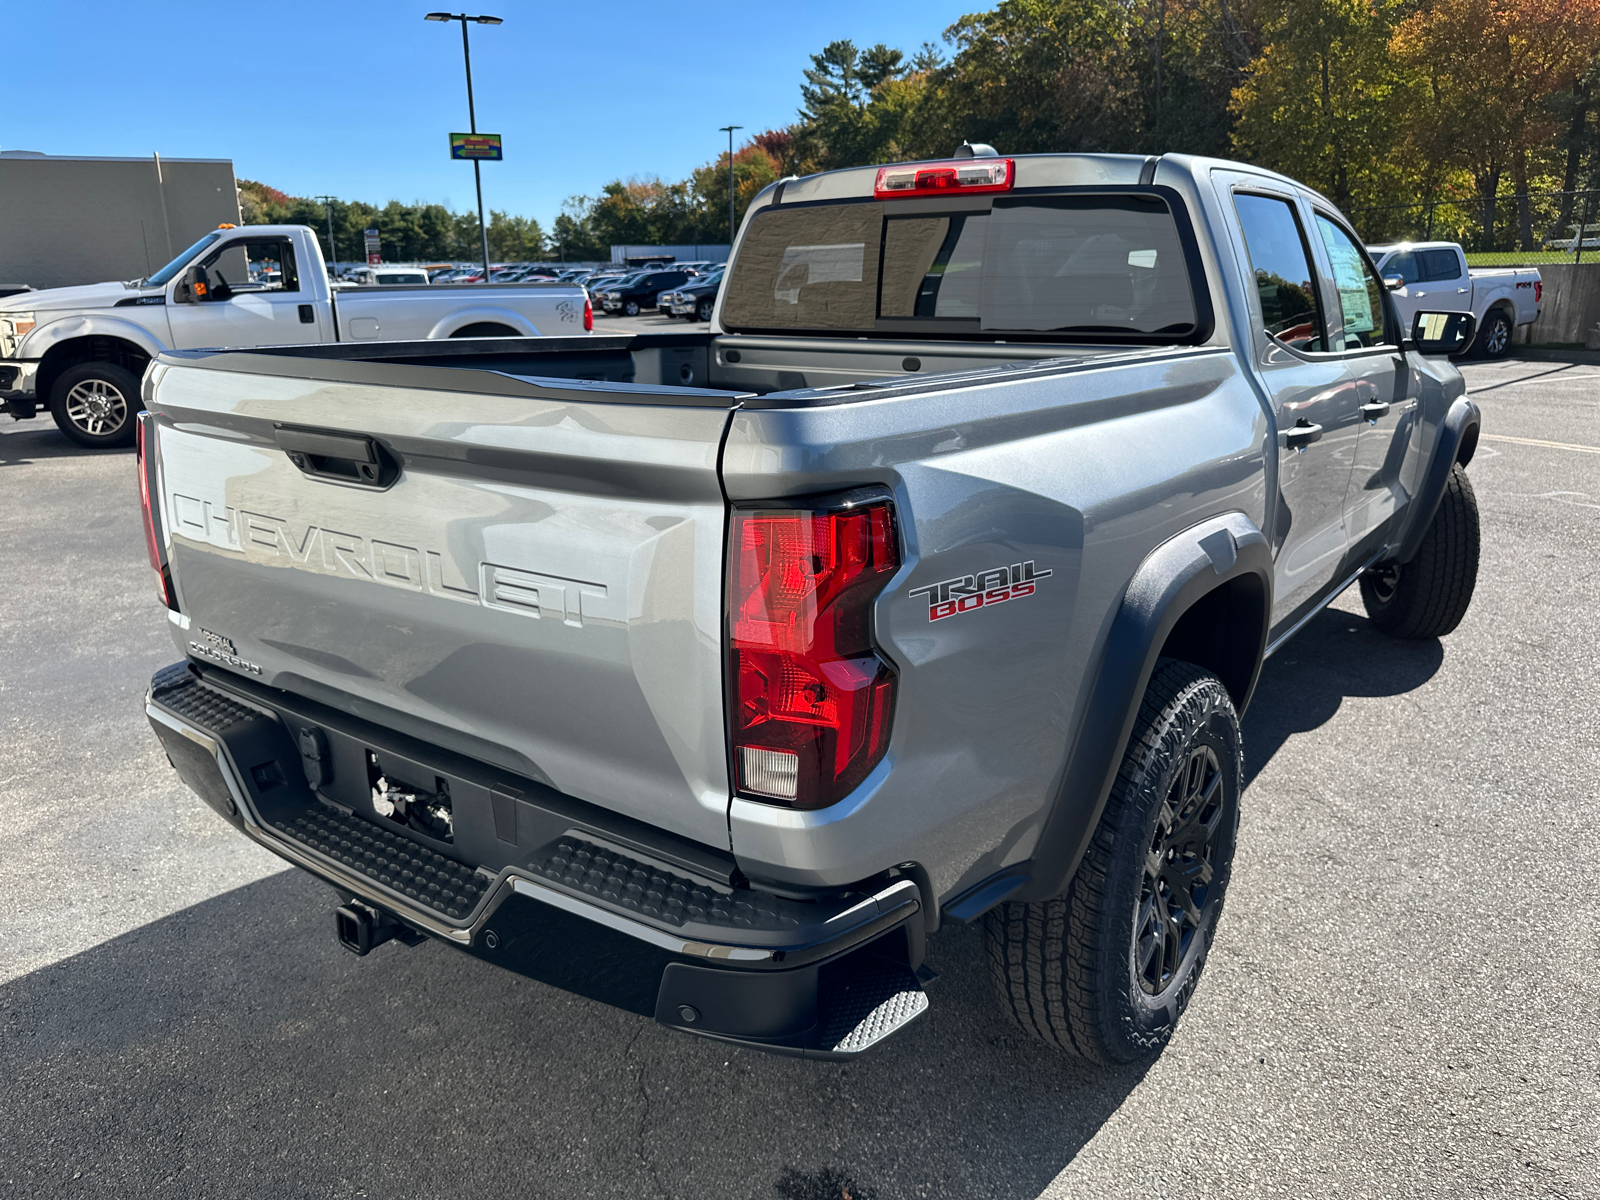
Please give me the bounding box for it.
[908,561,1052,621]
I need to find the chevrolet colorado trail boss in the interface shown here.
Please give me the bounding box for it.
[140,150,1483,1064]
[0,224,591,448]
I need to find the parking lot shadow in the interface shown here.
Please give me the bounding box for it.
[1241,605,1445,786]
[0,421,131,465]
[1,868,1144,1200]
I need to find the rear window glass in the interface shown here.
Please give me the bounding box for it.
[722,194,1199,339]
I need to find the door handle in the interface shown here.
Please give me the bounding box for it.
[1456,287,1469,294]
[1360,400,1391,422]
[1285,419,1323,451]
[298,304,316,323]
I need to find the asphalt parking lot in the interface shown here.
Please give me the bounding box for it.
[1,356,1596,1199]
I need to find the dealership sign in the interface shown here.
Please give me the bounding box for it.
[450,133,503,161]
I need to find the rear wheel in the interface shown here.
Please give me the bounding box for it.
[50,361,141,448]
[985,660,1242,1066]
[1359,463,1479,638]
[1474,309,1512,359]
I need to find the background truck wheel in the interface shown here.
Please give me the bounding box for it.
[984,659,1242,1066]
[623,300,641,316]
[1359,463,1480,638]
[1474,309,1512,359]
[49,362,140,448]
[697,298,714,322]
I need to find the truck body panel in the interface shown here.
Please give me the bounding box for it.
[136,152,1477,1057]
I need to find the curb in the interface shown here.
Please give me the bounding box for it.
[1507,346,1600,365]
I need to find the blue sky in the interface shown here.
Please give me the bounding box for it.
[4,0,980,227]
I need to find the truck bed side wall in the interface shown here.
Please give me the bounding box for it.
[720,348,1269,908]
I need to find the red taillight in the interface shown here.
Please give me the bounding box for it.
[874,157,1014,199]
[583,296,593,332]
[1534,281,1542,303]
[729,497,899,808]
[137,414,178,611]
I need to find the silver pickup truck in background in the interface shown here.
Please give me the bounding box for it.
[139,150,1483,1065]
[1366,240,1539,359]
[0,223,591,447]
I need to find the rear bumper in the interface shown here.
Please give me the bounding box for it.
[145,662,928,1058]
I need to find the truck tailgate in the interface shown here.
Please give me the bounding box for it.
[149,356,742,851]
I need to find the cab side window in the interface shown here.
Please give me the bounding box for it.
[195,239,300,301]
[1417,247,1464,283]
[1384,250,1419,284]
[1314,215,1388,349]
[1233,193,1326,352]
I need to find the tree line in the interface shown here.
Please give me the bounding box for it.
[246,0,1600,258]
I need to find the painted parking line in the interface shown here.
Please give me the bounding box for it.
[1481,433,1600,455]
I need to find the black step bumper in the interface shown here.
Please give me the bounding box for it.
[145,662,928,1058]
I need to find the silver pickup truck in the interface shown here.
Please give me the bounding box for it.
[0,224,590,448]
[139,150,1483,1065]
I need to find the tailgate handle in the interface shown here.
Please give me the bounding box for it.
[275,426,396,487]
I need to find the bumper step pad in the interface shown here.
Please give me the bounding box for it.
[821,956,930,1055]
[528,836,806,933]
[280,807,490,922]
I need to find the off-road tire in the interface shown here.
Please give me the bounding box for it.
[1359,463,1479,638]
[49,361,141,448]
[1473,309,1512,359]
[984,659,1242,1066]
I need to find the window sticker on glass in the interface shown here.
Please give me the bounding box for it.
[1128,250,1158,269]
[1315,217,1373,333]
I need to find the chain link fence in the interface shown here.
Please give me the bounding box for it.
[1347,189,1600,267]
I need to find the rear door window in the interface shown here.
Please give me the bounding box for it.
[1313,214,1388,348]
[1417,247,1464,282]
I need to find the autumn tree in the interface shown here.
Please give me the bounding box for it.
[1392,0,1600,248]
[1230,0,1414,212]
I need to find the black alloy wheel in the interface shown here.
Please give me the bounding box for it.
[1136,743,1226,995]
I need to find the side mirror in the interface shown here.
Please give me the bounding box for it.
[173,267,196,304]
[1382,274,1405,291]
[1410,311,1476,357]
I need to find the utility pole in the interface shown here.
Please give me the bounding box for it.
[314,195,340,276]
[427,12,502,280]
[719,125,743,249]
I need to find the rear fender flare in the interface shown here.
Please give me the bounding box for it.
[1005,512,1272,906]
[426,306,540,339]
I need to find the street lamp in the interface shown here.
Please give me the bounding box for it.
[426,12,502,281]
[719,124,743,248]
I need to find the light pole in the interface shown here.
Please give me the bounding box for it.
[719,124,743,248]
[314,194,339,277]
[427,12,502,280]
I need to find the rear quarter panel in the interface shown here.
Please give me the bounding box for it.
[721,349,1269,902]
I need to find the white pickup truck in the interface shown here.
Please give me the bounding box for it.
[0,224,592,447]
[1366,241,1539,359]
